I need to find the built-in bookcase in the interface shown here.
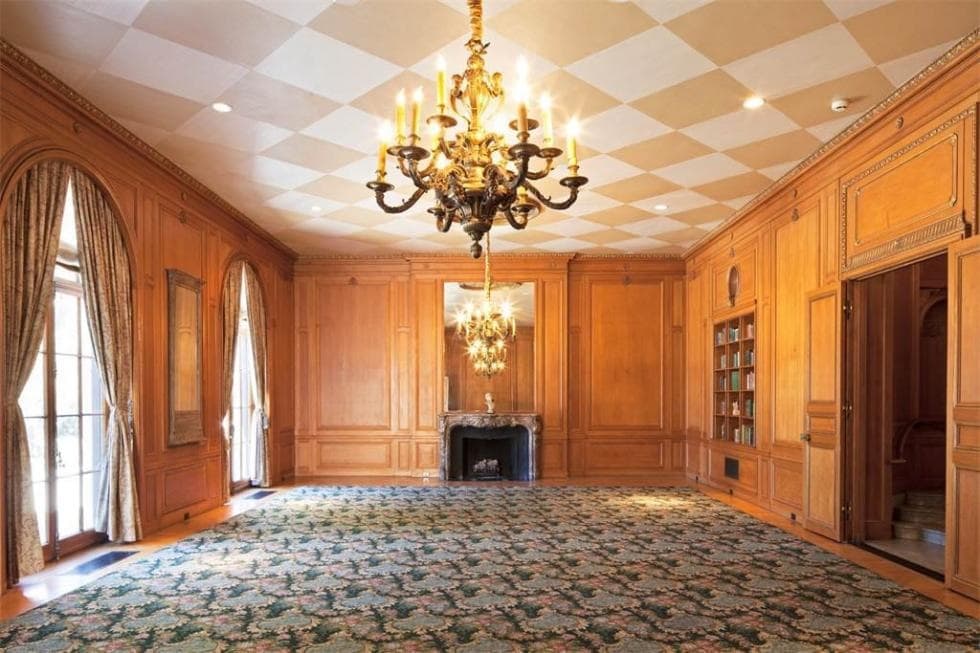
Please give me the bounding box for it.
[712,311,756,446]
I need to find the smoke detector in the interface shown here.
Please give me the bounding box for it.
[831,99,849,113]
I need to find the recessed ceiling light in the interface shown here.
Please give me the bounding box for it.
[742,96,765,110]
[653,203,669,211]
[211,102,232,113]
[311,205,323,213]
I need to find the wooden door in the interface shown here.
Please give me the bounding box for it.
[947,238,980,600]
[803,286,843,540]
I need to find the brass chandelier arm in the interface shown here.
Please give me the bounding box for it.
[375,187,428,213]
[524,180,581,211]
[523,158,556,181]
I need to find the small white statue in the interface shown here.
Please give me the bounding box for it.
[485,392,495,414]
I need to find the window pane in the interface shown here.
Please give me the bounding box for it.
[55,354,79,416]
[54,265,80,283]
[32,482,48,546]
[18,351,45,418]
[82,472,98,532]
[57,475,81,538]
[25,417,47,484]
[82,415,103,473]
[54,293,79,355]
[60,180,77,252]
[81,357,103,413]
[56,417,80,477]
[80,306,94,357]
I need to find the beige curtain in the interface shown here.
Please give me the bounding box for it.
[220,260,244,503]
[2,160,69,584]
[71,170,142,543]
[243,264,270,487]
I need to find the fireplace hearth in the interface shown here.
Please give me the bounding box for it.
[438,412,540,481]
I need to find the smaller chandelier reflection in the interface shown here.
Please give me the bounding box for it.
[453,234,516,377]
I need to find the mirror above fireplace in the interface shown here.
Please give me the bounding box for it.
[443,281,535,413]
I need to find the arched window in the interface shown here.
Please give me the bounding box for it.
[4,160,141,582]
[20,179,107,558]
[230,271,258,489]
[221,260,270,496]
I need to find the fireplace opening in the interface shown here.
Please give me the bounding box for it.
[449,425,530,481]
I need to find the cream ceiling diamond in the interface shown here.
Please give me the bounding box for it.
[1,0,976,257]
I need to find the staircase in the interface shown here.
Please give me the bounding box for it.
[893,491,945,546]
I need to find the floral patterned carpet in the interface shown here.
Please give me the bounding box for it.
[1,486,978,652]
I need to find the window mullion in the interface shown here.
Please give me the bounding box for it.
[43,300,57,558]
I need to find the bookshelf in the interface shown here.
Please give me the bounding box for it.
[712,311,756,447]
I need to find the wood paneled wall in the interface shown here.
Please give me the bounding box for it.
[684,38,978,597]
[0,47,295,589]
[568,260,686,476]
[293,256,685,479]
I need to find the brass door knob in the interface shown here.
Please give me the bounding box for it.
[800,433,812,442]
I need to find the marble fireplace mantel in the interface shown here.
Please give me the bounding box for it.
[438,412,541,481]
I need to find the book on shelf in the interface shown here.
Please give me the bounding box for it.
[746,322,755,338]
[745,349,754,365]
[720,353,727,368]
[730,371,740,391]
[746,371,755,390]
[745,398,754,418]
[732,351,740,367]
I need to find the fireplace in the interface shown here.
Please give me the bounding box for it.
[438,412,540,481]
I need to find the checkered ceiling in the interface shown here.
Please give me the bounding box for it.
[2,1,977,257]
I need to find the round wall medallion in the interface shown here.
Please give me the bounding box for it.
[727,265,740,306]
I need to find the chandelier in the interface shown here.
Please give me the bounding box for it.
[453,234,516,377]
[366,0,587,258]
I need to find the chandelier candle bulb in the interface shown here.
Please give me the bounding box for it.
[395,89,406,143]
[411,87,423,138]
[566,120,579,168]
[436,55,447,109]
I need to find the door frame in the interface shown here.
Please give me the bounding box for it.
[841,251,952,562]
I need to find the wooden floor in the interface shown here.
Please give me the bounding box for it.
[1,476,977,621]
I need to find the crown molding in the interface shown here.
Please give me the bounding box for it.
[684,29,979,259]
[0,38,297,262]
[296,250,683,263]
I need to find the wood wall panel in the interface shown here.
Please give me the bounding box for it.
[589,280,664,430]
[947,238,980,599]
[316,280,391,431]
[567,260,686,476]
[841,101,975,277]
[0,48,295,590]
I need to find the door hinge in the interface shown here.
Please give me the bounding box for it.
[841,402,853,419]
[841,504,852,519]
[842,298,853,319]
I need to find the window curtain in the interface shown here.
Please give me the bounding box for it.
[220,260,244,503]
[71,170,142,543]
[242,264,270,487]
[2,160,70,584]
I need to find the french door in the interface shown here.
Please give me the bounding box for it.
[22,278,106,560]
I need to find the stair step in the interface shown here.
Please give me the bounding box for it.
[896,504,945,528]
[893,521,923,541]
[893,521,947,546]
[906,491,945,508]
